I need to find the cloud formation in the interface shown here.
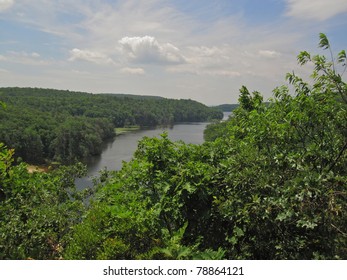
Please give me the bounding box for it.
[0,0,14,12]
[167,45,242,77]
[258,50,281,58]
[120,67,145,75]
[285,0,347,21]
[69,48,114,65]
[3,51,50,66]
[119,36,185,65]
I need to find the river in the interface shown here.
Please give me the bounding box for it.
[75,112,231,189]
[75,122,208,189]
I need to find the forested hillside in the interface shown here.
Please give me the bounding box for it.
[0,88,222,164]
[0,34,346,260]
[212,104,239,112]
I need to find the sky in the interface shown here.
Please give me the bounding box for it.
[0,0,347,105]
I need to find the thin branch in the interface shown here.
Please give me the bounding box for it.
[328,45,336,75]
[341,62,347,76]
[327,139,347,173]
[330,223,347,236]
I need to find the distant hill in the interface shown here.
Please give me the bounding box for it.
[212,104,239,112]
[100,93,164,100]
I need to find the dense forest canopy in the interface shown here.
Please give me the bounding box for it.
[0,34,346,260]
[0,88,222,164]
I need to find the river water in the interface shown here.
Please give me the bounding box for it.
[75,122,210,189]
[75,112,231,189]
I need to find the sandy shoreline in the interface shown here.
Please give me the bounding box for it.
[27,165,47,173]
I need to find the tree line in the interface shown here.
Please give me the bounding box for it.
[0,88,222,164]
[212,103,239,112]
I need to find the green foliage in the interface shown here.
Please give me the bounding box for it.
[0,143,88,259]
[204,121,228,142]
[1,34,346,260]
[318,33,330,50]
[0,88,222,164]
[201,34,347,259]
[212,104,239,112]
[65,34,346,260]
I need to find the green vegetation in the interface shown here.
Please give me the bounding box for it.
[0,143,88,259]
[0,34,346,259]
[0,89,222,164]
[115,126,141,135]
[212,103,239,112]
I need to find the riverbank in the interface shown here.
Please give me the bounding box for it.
[115,126,140,135]
[27,165,49,173]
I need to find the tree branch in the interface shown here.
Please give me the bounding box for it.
[327,139,347,173]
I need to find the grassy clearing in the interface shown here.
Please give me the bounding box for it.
[115,126,141,135]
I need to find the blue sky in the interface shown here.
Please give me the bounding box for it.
[0,0,347,104]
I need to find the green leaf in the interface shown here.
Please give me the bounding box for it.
[182,182,196,194]
[337,50,346,64]
[318,33,330,50]
[296,219,318,229]
[176,247,192,259]
[297,51,311,65]
[234,227,244,237]
[0,101,6,109]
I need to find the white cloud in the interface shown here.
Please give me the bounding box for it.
[0,0,14,12]
[285,0,347,21]
[168,66,241,78]
[30,52,40,58]
[4,51,50,65]
[8,51,39,57]
[69,48,114,65]
[258,50,281,58]
[120,67,145,75]
[210,70,241,77]
[119,36,185,65]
